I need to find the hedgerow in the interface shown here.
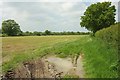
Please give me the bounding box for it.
[95,23,119,46]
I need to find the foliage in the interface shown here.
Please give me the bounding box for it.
[80,2,116,33]
[33,31,41,36]
[20,31,90,36]
[95,23,119,46]
[95,23,119,78]
[2,19,22,36]
[12,30,90,36]
[45,30,51,35]
[22,31,34,36]
[1,18,90,36]
[2,34,8,37]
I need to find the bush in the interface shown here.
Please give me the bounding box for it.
[0,34,2,37]
[95,23,119,46]
[2,34,8,37]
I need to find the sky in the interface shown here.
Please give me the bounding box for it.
[0,0,119,32]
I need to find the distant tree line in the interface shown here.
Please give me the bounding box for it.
[18,30,90,36]
[1,2,117,37]
[1,19,90,37]
[1,30,90,37]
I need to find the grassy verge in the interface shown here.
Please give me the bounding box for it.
[44,36,118,78]
[82,38,118,78]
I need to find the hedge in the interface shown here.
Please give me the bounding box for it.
[95,23,119,46]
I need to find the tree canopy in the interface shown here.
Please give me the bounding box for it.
[2,19,22,36]
[80,2,116,33]
[45,30,51,35]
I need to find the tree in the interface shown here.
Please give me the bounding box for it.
[33,31,41,36]
[23,31,33,36]
[80,2,116,34]
[2,19,22,36]
[45,30,51,35]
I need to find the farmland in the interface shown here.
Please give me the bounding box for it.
[1,1,119,78]
[2,35,82,73]
[1,34,118,78]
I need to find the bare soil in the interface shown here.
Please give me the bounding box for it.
[3,54,85,79]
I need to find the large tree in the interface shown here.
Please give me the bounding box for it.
[2,19,22,36]
[80,2,116,33]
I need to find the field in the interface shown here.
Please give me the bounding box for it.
[2,35,82,73]
[1,35,118,78]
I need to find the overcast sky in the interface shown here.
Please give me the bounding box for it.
[0,0,119,32]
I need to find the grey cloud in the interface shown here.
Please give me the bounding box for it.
[3,2,86,32]
[4,1,118,32]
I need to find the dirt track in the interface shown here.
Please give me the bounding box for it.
[45,55,85,78]
[3,54,85,79]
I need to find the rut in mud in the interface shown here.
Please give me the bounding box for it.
[3,54,85,79]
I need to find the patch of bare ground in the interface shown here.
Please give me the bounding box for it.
[2,54,85,79]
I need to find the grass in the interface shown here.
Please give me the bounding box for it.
[82,38,118,78]
[2,35,82,73]
[2,36,81,55]
[2,35,118,78]
[44,36,118,78]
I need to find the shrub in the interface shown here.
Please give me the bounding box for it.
[95,23,119,46]
[2,34,8,37]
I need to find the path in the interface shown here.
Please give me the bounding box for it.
[3,54,85,78]
[44,55,85,78]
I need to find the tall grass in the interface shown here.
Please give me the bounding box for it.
[44,36,118,78]
[82,38,118,78]
[2,35,118,78]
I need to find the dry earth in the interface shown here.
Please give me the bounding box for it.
[3,54,85,79]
